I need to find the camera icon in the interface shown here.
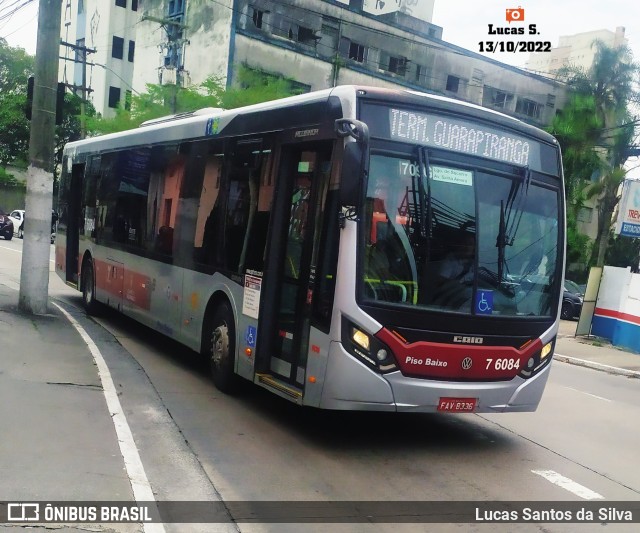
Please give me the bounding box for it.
[505,7,525,23]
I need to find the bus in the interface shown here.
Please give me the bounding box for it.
[56,85,565,413]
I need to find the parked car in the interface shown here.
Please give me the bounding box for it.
[8,209,58,243]
[8,209,24,237]
[562,279,584,320]
[0,209,14,240]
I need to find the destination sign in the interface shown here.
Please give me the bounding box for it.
[388,108,538,167]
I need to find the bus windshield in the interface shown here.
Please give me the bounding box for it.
[362,150,560,317]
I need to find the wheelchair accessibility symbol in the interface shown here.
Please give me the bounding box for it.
[475,290,493,315]
[245,326,257,347]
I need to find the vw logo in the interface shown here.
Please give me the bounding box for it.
[461,357,473,370]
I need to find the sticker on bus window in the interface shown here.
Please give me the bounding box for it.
[476,290,493,315]
[242,274,262,319]
[430,166,473,186]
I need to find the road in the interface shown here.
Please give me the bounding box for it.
[1,237,639,532]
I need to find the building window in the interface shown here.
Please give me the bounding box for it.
[132,0,138,11]
[108,86,121,108]
[348,42,366,63]
[296,26,318,44]
[446,75,460,92]
[168,0,184,17]
[128,40,135,62]
[546,94,556,108]
[415,64,422,82]
[471,68,484,85]
[112,36,124,59]
[577,207,593,223]
[388,56,408,76]
[115,0,126,8]
[516,98,542,119]
[78,0,84,15]
[493,90,513,109]
[252,8,264,29]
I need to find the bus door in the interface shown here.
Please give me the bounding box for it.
[263,141,334,386]
[66,163,84,284]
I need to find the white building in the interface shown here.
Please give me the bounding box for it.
[60,0,139,117]
[60,0,567,129]
[525,26,627,75]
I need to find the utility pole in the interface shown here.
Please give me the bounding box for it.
[19,0,62,314]
[142,14,189,113]
[60,39,96,139]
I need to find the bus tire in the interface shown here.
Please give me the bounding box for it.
[208,302,239,394]
[82,260,100,316]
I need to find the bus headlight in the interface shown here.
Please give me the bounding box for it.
[342,319,397,373]
[519,340,554,379]
[351,327,370,352]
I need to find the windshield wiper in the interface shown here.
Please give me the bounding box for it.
[417,148,431,243]
[496,166,531,284]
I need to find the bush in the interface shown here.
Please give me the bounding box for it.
[0,167,26,189]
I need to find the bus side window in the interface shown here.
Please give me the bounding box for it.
[225,141,274,275]
[191,144,224,269]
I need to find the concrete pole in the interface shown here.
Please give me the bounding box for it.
[19,0,62,314]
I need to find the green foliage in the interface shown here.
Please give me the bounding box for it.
[566,213,592,267]
[548,94,602,201]
[0,40,34,167]
[87,65,305,135]
[0,92,31,167]
[605,232,640,272]
[554,41,640,269]
[0,38,34,94]
[0,166,25,189]
[54,93,95,184]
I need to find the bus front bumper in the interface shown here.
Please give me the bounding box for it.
[319,342,552,413]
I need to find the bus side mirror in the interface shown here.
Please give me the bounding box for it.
[340,142,365,207]
[335,119,369,209]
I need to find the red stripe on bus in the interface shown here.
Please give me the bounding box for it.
[377,328,543,380]
[93,259,151,310]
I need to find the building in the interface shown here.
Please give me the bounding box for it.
[525,26,627,75]
[525,27,629,250]
[59,0,139,117]
[60,0,568,130]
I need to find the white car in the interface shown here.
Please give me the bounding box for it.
[8,209,25,238]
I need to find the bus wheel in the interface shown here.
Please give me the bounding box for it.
[209,302,238,393]
[82,260,99,315]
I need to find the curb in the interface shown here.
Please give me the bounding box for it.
[554,354,640,379]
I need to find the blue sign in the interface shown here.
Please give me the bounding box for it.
[205,117,220,136]
[621,222,640,237]
[475,290,493,315]
[245,326,257,347]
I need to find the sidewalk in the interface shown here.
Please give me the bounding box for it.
[555,319,640,378]
[0,279,234,531]
[0,281,137,505]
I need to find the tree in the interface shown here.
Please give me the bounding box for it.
[0,39,34,167]
[53,93,95,187]
[559,41,640,267]
[0,38,34,93]
[605,232,640,272]
[585,122,635,266]
[87,65,305,135]
[548,94,601,269]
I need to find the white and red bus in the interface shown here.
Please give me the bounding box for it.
[56,86,565,412]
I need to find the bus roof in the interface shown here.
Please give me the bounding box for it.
[64,85,556,155]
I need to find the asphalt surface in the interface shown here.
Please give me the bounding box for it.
[1,275,639,531]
